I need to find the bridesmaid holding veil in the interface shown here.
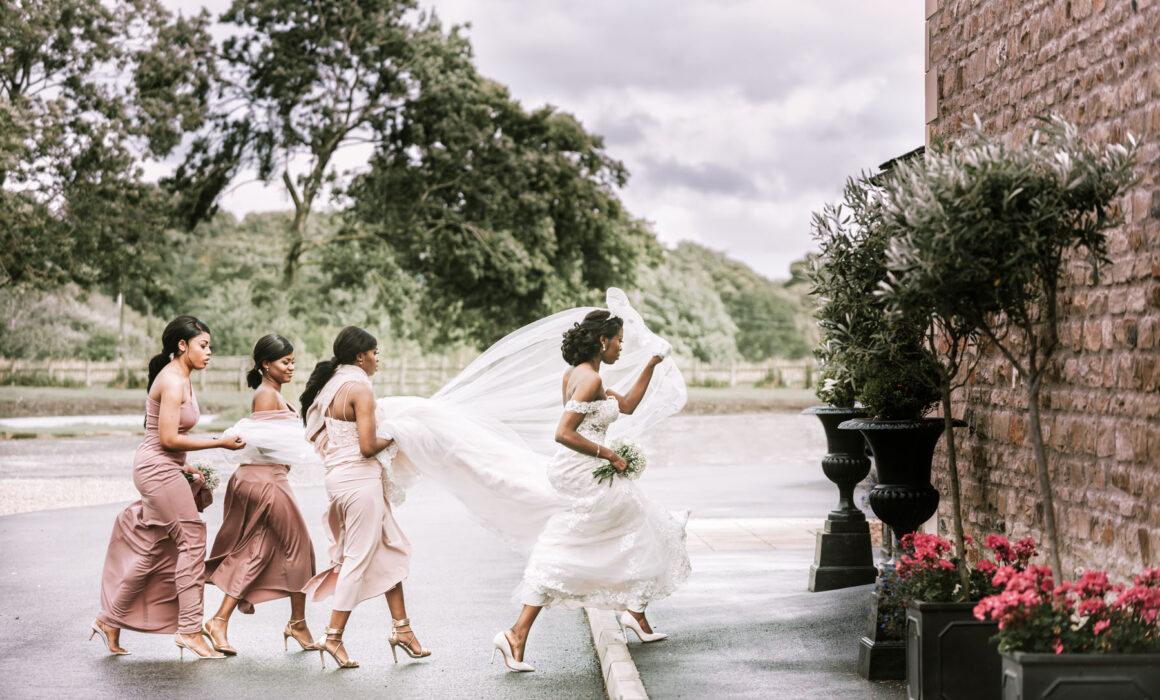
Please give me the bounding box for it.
[91,315,246,659]
[203,333,317,655]
[299,326,429,669]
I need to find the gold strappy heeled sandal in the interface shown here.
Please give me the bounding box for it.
[202,615,237,655]
[284,618,318,651]
[388,617,432,663]
[316,627,359,669]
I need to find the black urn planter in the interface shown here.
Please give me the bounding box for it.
[906,600,1000,700]
[840,417,955,682]
[840,418,952,539]
[801,406,877,592]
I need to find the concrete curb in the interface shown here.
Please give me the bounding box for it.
[585,608,649,700]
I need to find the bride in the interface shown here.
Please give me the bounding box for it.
[372,289,690,671]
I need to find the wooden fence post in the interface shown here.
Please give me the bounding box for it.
[85,359,92,387]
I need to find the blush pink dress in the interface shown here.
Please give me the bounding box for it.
[97,383,207,635]
[204,403,316,613]
[302,383,412,611]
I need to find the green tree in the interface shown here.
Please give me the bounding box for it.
[0,0,210,291]
[345,41,657,345]
[167,0,456,285]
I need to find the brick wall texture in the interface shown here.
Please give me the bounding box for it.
[924,0,1159,578]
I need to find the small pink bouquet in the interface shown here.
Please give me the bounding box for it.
[973,566,1160,654]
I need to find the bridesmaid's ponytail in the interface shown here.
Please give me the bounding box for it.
[247,333,295,389]
[299,359,337,423]
[147,315,212,391]
[300,326,378,424]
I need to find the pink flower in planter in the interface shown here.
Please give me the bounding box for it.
[1093,619,1111,636]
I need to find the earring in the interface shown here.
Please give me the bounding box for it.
[357,359,363,365]
[602,343,607,352]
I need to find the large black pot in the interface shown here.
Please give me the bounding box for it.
[801,406,876,592]
[839,418,951,538]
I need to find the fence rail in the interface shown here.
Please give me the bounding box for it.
[0,356,815,394]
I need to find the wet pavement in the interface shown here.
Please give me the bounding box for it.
[0,412,904,699]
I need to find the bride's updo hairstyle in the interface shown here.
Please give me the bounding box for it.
[561,310,623,366]
[147,315,211,391]
[246,333,294,389]
[300,326,378,423]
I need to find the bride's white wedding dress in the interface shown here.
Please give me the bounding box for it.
[515,395,690,611]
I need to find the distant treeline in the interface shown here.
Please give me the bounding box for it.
[0,212,814,363]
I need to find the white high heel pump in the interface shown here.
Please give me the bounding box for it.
[490,630,535,672]
[619,612,667,643]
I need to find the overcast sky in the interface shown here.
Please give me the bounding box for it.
[186,1,924,280]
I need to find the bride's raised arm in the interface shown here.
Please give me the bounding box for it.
[607,354,664,415]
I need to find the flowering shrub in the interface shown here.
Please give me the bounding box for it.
[896,532,1037,603]
[973,567,1160,654]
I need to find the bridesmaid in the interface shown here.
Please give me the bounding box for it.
[203,333,317,655]
[299,326,429,669]
[91,315,245,659]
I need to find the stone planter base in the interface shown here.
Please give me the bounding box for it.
[1001,650,1160,700]
[858,636,906,681]
[809,519,877,592]
[906,600,1000,700]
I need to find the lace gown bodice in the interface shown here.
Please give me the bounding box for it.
[568,396,619,439]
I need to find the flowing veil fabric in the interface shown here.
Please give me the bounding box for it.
[373,288,687,553]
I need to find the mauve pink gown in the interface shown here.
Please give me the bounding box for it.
[204,406,315,613]
[97,384,206,635]
[302,387,412,611]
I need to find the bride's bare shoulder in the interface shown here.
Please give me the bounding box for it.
[564,366,603,403]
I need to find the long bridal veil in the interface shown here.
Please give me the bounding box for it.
[221,289,687,555]
[374,288,687,553]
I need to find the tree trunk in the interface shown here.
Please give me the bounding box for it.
[941,385,970,595]
[1026,374,1063,581]
[283,206,308,286]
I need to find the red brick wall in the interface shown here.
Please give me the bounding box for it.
[924,0,1160,577]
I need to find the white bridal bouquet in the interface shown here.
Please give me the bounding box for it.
[592,439,647,486]
[183,461,220,491]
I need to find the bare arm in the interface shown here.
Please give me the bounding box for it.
[554,371,627,472]
[350,383,393,458]
[607,356,663,415]
[154,374,245,454]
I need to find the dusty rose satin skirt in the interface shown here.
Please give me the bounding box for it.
[302,459,411,611]
[204,463,315,613]
[97,464,206,635]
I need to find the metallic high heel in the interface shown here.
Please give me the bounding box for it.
[89,619,130,655]
[388,617,431,663]
[490,630,534,672]
[283,618,318,651]
[316,627,358,669]
[202,616,237,655]
[619,612,667,643]
[175,632,226,660]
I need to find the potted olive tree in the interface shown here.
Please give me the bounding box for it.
[880,115,1138,583]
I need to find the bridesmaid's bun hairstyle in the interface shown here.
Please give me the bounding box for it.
[246,333,295,389]
[147,315,211,391]
[561,310,623,366]
[300,326,378,423]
